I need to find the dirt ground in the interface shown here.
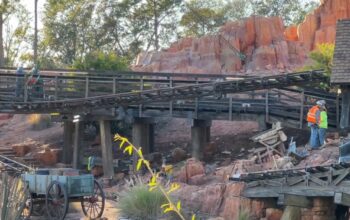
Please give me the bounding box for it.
[0,115,318,219]
[30,200,120,219]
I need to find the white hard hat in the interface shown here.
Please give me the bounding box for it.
[316,100,326,106]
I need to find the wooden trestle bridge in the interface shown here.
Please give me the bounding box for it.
[0,69,339,129]
[1,68,350,207]
[231,163,350,208]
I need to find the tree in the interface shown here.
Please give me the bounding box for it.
[303,43,334,90]
[72,50,129,71]
[251,0,319,25]
[306,43,334,76]
[0,0,20,66]
[134,0,183,50]
[3,3,31,66]
[222,0,251,21]
[180,0,226,37]
[42,0,98,66]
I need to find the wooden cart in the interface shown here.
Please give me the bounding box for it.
[21,169,105,220]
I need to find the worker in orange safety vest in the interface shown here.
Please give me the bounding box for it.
[307,100,326,149]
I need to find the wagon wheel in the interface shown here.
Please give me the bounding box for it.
[81,179,105,219]
[45,181,68,220]
[20,193,33,219]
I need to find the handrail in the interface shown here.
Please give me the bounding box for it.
[0,160,22,172]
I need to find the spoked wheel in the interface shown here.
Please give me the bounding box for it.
[45,181,68,220]
[20,193,33,219]
[81,179,105,219]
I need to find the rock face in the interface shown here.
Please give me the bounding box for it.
[174,182,267,220]
[133,0,347,74]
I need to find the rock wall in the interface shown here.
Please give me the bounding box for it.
[132,0,349,75]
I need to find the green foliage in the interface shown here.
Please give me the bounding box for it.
[118,184,167,220]
[238,208,251,220]
[304,43,334,76]
[251,0,319,25]
[43,0,98,65]
[72,51,129,71]
[180,0,252,37]
[303,43,334,89]
[3,3,30,66]
[180,0,226,37]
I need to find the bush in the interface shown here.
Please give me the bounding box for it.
[238,208,251,220]
[118,184,167,220]
[302,43,334,90]
[27,114,51,130]
[73,51,129,72]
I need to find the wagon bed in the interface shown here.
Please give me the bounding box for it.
[21,168,105,220]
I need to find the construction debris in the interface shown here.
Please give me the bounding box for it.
[251,122,287,167]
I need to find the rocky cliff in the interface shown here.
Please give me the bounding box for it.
[133,0,350,75]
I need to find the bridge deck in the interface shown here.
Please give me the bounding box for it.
[0,70,328,114]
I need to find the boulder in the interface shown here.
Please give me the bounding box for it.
[0,114,13,121]
[175,158,205,182]
[171,147,187,163]
[266,208,283,220]
[12,144,32,157]
[35,148,60,166]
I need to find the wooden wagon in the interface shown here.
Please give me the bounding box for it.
[21,168,105,220]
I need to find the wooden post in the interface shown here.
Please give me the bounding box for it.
[113,77,116,94]
[169,77,173,117]
[99,120,114,178]
[299,90,305,129]
[72,121,80,169]
[340,86,350,130]
[63,121,74,164]
[85,76,89,98]
[24,82,28,103]
[194,78,199,118]
[336,94,340,129]
[54,76,58,101]
[139,76,144,117]
[229,97,233,121]
[265,90,269,123]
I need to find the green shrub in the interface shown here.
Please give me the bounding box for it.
[118,184,167,220]
[238,208,251,220]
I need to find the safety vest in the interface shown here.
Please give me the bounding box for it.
[307,105,320,124]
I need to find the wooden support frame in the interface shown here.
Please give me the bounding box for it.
[277,194,312,208]
[334,192,350,206]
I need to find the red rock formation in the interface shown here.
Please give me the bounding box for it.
[298,0,350,50]
[133,0,347,75]
[175,158,205,182]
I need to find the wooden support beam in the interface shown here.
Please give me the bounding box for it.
[99,120,114,178]
[334,192,350,206]
[72,121,81,169]
[63,121,74,164]
[277,194,312,208]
